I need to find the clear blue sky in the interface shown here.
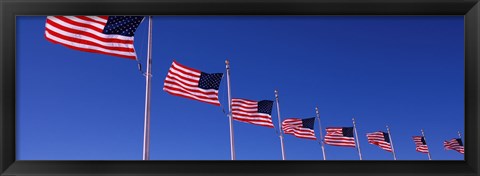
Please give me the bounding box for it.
[16,16,464,160]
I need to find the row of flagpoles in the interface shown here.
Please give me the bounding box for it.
[164,59,466,160]
[43,16,464,160]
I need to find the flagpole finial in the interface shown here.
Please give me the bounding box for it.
[274,90,279,97]
[225,60,230,69]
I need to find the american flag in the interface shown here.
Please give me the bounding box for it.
[324,127,356,147]
[45,16,144,59]
[444,138,464,154]
[163,60,223,106]
[366,131,392,152]
[231,98,274,128]
[412,136,429,153]
[282,118,316,140]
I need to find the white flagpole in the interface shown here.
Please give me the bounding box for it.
[458,131,463,147]
[225,60,236,160]
[421,129,432,160]
[352,117,362,160]
[457,131,464,154]
[274,90,286,160]
[386,125,397,160]
[315,107,326,160]
[142,16,153,160]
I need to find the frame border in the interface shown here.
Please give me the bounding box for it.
[1,0,479,175]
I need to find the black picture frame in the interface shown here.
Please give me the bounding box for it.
[1,0,478,175]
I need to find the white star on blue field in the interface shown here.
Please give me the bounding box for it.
[17,16,464,160]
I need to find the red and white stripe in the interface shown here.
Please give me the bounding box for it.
[412,136,429,153]
[444,139,464,154]
[324,127,356,147]
[45,16,137,59]
[366,131,392,152]
[163,60,221,106]
[282,118,316,140]
[231,98,273,128]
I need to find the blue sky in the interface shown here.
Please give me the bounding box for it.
[16,16,464,160]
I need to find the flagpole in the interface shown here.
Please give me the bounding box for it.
[352,117,363,160]
[421,129,432,160]
[274,90,286,160]
[386,125,397,160]
[457,131,464,154]
[225,60,236,160]
[142,16,153,160]
[315,107,326,160]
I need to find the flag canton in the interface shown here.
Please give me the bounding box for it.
[342,127,354,137]
[420,137,426,144]
[456,138,463,146]
[301,117,315,130]
[383,132,391,143]
[257,100,273,115]
[103,16,144,36]
[198,72,223,90]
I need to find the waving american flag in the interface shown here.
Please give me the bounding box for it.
[231,98,274,128]
[444,138,464,154]
[366,131,392,152]
[282,117,316,140]
[324,127,356,147]
[412,136,429,153]
[163,60,223,106]
[45,16,144,59]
